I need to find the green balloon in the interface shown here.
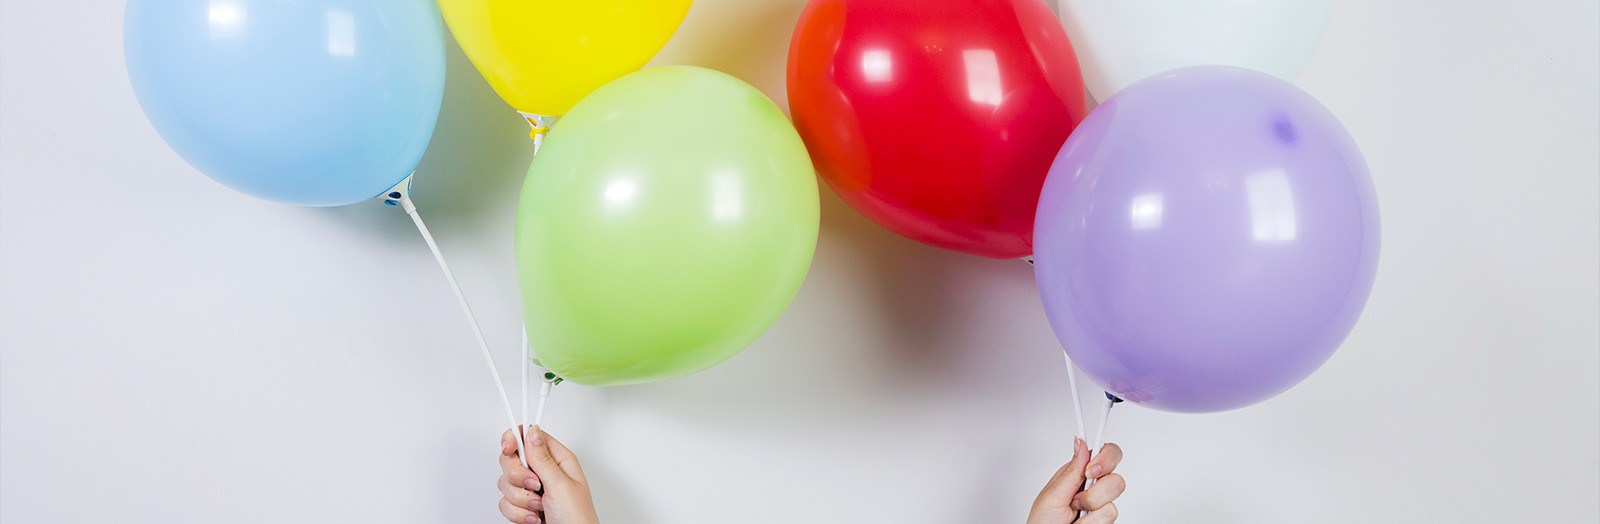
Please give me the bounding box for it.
[515,66,820,386]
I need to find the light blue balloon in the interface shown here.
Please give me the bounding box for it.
[125,0,446,206]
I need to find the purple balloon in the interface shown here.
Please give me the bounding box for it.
[1034,66,1379,413]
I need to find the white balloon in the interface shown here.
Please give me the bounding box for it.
[1058,0,1333,101]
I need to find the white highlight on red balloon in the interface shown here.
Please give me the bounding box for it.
[962,49,1003,106]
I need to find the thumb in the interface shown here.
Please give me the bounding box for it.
[523,427,572,486]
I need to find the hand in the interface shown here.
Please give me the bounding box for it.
[1026,438,1126,524]
[498,427,601,524]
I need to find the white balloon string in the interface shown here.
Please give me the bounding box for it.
[1026,256,1087,443]
[521,326,530,442]
[1063,352,1087,443]
[1079,394,1118,519]
[522,116,554,432]
[1089,394,1115,461]
[521,324,555,429]
[401,197,529,470]
[535,380,552,428]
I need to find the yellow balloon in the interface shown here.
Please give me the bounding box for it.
[437,0,693,117]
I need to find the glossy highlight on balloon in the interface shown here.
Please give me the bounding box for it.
[787,0,1087,259]
[437,0,693,117]
[124,0,446,206]
[1034,66,1380,413]
[515,66,820,386]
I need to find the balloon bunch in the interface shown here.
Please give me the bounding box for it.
[786,0,1378,476]
[125,0,1378,493]
[125,0,818,465]
[438,0,819,460]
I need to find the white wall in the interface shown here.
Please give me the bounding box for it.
[2,1,1596,522]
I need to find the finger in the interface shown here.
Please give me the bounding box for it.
[1073,473,1125,512]
[502,428,519,456]
[498,497,540,524]
[540,429,587,484]
[523,427,572,488]
[1035,438,1091,507]
[499,448,543,493]
[1086,443,1123,480]
[1075,502,1118,524]
[497,473,544,512]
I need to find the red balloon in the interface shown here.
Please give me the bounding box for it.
[787,0,1087,259]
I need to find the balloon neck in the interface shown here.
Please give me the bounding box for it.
[1020,255,1035,266]
[520,112,559,142]
[380,173,417,214]
[1105,392,1124,404]
[527,355,564,386]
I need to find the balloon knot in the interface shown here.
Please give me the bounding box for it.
[522,113,558,141]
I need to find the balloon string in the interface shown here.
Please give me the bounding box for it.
[1063,353,1088,442]
[521,326,530,436]
[400,196,530,470]
[1079,394,1119,519]
[518,126,557,438]
[1029,258,1089,451]
[535,378,553,427]
[520,324,555,430]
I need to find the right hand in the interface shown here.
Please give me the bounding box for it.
[498,427,600,524]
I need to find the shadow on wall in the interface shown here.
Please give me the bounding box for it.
[315,35,532,243]
[651,0,810,112]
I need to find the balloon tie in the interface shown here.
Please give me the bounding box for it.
[520,112,559,150]
[381,174,531,470]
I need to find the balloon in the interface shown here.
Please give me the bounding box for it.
[1059,0,1332,101]
[787,0,1087,259]
[125,0,446,207]
[437,0,693,117]
[1034,66,1379,413]
[515,66,820,386]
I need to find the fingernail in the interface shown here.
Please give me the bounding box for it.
[523,478,539,491]
[525,516,540,524]
[527,498,542,511]
[1070,498,1085,511]
[1088,465,1103,478]
[529,427,544,445]
[1072,438,1083,460]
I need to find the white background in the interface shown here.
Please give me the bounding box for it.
[3,1,1597,522]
